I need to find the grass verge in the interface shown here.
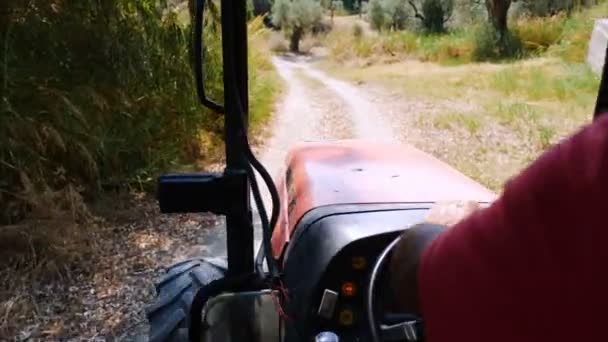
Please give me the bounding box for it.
[323,2,608,65]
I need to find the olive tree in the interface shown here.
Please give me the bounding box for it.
[470,0,523,60]
[384,0,409,30]
[485,0,514,36]
[408,0,454,33]
[470,0,519,37]
[520,0,597,17]
[272,0,322,52]
[369,0,386,30]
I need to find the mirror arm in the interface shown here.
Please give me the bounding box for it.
[194,0,224,113]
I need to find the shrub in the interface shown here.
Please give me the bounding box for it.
[513,14,566,54]
[333,0,350,15]
[0,1,223,224]
[361,1,371,15]
[547,0,607,63]
[415,30,473,63]
[0,2,279,227]
[272,0,322,52]
[520,0,575,17]
[382,31,420,55]
[369,0,386,30]
[353,23,364,38]
[383,0,409,30]
[422,0,454,33]
[472,24,523,61]
[418,0,454,33]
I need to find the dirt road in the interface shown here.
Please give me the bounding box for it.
[258,55,398,196]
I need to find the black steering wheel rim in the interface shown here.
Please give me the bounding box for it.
[367,235,423,342]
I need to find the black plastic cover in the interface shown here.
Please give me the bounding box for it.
[157,171,247,214]
[281,203,432,341]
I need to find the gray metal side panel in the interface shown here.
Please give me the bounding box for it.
[588,19,608,74]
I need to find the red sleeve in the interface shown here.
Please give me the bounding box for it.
[418,115,608,342]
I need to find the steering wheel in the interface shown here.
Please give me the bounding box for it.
[366,236,424,342]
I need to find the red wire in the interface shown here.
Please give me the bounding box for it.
[271,279,292,321]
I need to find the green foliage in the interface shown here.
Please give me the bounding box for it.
[369,0,386,30]
[333,1,352,15]
[272,0,322,51]
[330,0,606,64]
[0,0,212,223]
[326,26,475,64]
[491,63,599,101]
[420,0,454,33]
[249,17,283,128]
[272,0,292,28]
[472,23,523,61]
[367,0,408,30]
[383,0,409,30]
[548,1,608,62]
[433,112,482,134]
[321,0,349,15]
[0,1,278,224]
[417,30,473,63]
[520,0,575,16]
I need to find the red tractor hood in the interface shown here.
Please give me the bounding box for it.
[270,140,497,259]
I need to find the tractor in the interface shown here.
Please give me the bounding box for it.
[146,1,608,341]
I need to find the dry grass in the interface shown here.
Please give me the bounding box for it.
[0,192,222,340]
[319,57,599,192]
[267,31,290,53]
[322,2,608,65]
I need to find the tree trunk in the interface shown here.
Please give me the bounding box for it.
[485,0,512,37]
[290,27,303,53]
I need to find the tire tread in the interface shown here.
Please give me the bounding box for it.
[147,257,226,342]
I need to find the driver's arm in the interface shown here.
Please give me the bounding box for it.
[391,114,608,342]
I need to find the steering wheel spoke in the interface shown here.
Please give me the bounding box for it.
[380,320,423,341]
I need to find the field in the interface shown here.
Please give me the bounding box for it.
[316,2,605,192]
[320,57,599,191]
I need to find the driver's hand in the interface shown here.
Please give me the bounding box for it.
[389,201,481,314]
[425,200,481,226]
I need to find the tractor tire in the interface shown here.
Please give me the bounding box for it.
[146,257,227,342]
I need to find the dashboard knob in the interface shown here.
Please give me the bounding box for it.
[315,331,340,342]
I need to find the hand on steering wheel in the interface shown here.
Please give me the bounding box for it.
[392,201,480,312]
[425,200,481,227]
[367,201,480,341]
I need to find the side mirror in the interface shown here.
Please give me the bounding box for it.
[194,0,224,113]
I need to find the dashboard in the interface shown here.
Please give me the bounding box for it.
[280,203,430,342]
[313,232,402,341]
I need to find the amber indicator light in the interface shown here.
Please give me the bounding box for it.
[351,256,367,270]
[341,282,357,297]
[339,309,354,326]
